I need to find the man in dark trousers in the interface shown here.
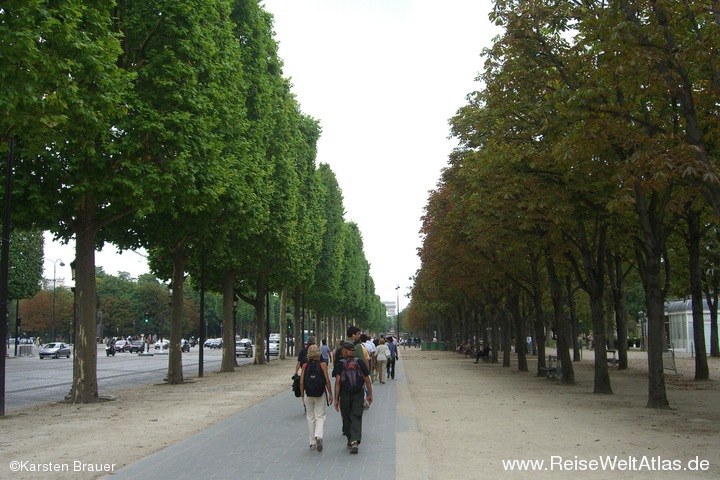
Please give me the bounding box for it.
[386,336,399,379]
[333,342,373,454]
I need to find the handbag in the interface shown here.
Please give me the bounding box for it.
[292,374,301,397]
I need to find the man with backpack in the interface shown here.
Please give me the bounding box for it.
[333,341,373,454]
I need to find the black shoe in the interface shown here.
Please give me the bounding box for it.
[316,437,323,452]
[350,440,358,454]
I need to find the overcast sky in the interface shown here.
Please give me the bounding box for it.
[44,0,499,306]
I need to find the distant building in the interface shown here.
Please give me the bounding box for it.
[665,299,712,354]
[382,301,397,317]
[43,277,67,290]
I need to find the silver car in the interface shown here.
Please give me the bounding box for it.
[39,342,71,359]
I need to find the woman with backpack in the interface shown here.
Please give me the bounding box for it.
[300,344,333,452]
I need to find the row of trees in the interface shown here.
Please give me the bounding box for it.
[408,1,720,409]
[1,0,385,404]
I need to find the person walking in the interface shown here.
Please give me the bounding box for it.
[294,336,316,412]
[375,338,390,383]
[332,325,367,382]
[320,338,333,366]
[386,336,399,380]
[361,333,377,382]
[300,345,333,452]
[333,341,372,454]
[294,336,316,375]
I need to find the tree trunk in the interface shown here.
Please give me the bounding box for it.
[566,276,581,362]
[634,186,671,409]
[701,267,719,357]
[643,263,669,408]
[531,258,547,375]
[166,247,186,384]
[606,252,629,370]
[220,268,236,373]
[490,306,500,364]
[545,254,574,384]
[279,287,287,360]
[509,289,528,372]
[253,273,267,365]
[567,221,611,393]
[293,287,302,355]
[70,206,99,403]
[501,305,512,368]
[687,210,709,380]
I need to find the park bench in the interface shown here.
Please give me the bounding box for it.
[539,354,562,380]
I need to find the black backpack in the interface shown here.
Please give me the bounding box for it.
[304,361,326,397]
[339,357,364,393]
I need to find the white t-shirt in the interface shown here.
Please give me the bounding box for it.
[363,340,377,357]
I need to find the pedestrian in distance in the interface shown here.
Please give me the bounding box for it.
[386,336,399,380]
[320,338,333,366]
[333,341,373,454]
[300,345,333,452]
[375,338,390,384]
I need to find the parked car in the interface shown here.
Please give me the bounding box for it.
[266,341,279,356]
[180,339,190,352]
[235,340,253,358]
[130,340,145,353]
[154,339,170,350]
[39,342,71,359]
[114,340,132,352]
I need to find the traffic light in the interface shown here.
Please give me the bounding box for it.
[286,318,292,331]
[144,312,149,323]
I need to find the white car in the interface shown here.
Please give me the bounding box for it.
[154,339,169,350]
[266,341,279,356]
[235,340,253,358]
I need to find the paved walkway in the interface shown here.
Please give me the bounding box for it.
[108,360,405,479]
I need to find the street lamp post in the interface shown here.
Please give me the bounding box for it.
[50,259,65,337]
[233,297,238,365]
[395,284,400,341]
[69,261,76,346]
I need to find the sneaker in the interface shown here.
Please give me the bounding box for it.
[316,437,323,452]
[349,440,358,454]
[310,444,316,450]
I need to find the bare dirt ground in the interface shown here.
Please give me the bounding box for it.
[1,348,719,479]
[397,347,720,479]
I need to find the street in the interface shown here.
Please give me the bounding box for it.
[3,344,269,411]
